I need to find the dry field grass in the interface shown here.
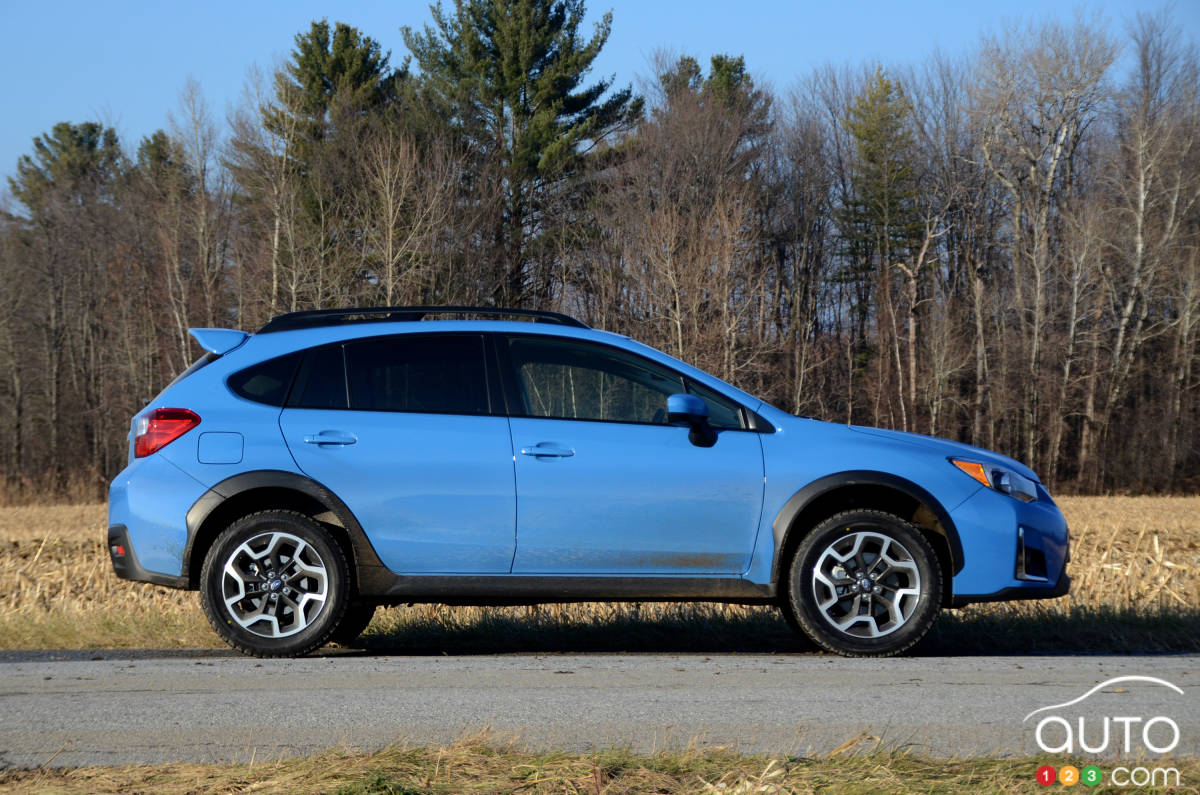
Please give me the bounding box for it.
[4,736,1198,794]
[0,496,1197,652]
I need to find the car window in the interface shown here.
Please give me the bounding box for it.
[507,337,685,424]
[289,345,348,409]
[686,378,745,430]
[228,353,300,406]
[346,334,488,415]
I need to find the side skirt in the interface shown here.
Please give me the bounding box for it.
[357,569,775,606]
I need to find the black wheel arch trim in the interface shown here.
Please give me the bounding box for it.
[183,470,393,592]
[769,470,965,587]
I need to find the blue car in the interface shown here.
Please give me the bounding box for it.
[108,306,1069,657]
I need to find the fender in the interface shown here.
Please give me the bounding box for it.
[769,470,965,586]
[183,470,393,591]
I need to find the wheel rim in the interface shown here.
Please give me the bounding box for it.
[810,530,922,638]
[220,531,329,639]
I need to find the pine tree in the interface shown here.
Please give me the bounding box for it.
[837,67,921,340]
[10,122,123,216]
[266,19,399,157]
[402,0,641,304]
[838,67,925,430]
[841,67,921,275]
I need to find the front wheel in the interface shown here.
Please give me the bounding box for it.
[200,510,350,657]
[784,509,941,657]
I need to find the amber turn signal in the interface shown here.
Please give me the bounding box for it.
[952,459,991,487]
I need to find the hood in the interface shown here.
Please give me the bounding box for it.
[848,425,1040,482]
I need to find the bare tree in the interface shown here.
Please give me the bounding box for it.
[972,13,1118,471]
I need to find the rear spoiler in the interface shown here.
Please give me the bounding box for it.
[189,328,249,355]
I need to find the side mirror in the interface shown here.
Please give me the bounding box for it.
[667,393,717,448]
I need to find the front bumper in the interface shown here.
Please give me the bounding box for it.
[948,484,1070,603]
[951,567,1070,607]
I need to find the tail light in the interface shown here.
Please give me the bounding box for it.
[134,408,201,458]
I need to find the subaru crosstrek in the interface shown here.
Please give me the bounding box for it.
[108,306,1069,657]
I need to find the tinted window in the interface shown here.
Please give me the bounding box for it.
[346,335,488,414]
[228,353,299,406]
[290,346,347,409]
[686,379,745,430]
[508,337,684,424]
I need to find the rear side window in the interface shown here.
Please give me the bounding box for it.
[290,346,348,409]
[345,335,489,414]
[228,353,299,406]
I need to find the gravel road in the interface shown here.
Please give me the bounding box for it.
[0,651,1196,768]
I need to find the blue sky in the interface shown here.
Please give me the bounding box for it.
[2,1,1197,187]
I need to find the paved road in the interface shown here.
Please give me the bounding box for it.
[0,652,1196,767]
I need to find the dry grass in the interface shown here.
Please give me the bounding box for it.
[3,733,1197,794]
[0,497,1198,652]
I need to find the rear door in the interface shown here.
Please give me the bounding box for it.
[279,333,516,574]
[501,334,765,575]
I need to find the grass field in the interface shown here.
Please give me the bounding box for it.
[0,497,1197,653]
[3,736,1198,794]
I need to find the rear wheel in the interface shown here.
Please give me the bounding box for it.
[784,509,941,657]
[200,510,349,657]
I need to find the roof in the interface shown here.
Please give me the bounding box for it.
[256,306,588,334]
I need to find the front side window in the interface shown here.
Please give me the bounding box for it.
[346,334,489,415]
[685,379,745,430]
[507,337,685,425]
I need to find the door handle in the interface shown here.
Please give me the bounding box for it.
[303,430,358,446]
[519,443,575,458]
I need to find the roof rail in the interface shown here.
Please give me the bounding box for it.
[256,305,589,334]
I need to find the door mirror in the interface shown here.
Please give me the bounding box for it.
[667,393,717,447]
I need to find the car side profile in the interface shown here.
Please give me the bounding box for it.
[108,306,1069,657]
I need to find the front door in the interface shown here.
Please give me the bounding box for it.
[501,335,765,575]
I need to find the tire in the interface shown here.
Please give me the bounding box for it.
[783,509,941,657]
[200,510,350,658]
[328,602,377,647]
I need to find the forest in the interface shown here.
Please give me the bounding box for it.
[0,1,1197,498]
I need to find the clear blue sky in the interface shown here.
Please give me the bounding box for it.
[2,0,1197,188]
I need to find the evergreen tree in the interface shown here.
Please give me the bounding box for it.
[841,67,921,270]
[266,19,399,155]
[402,0,641,304]
[837,67,921,339]
[9,122,123,217]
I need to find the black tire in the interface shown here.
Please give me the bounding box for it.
[200,510,350,658]
[784,509,941,657]
[328,602,377,647]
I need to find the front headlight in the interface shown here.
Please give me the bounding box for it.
[950,458,1038,503]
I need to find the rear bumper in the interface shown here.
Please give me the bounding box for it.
[108,453,211,585]
[108,524,188,588]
